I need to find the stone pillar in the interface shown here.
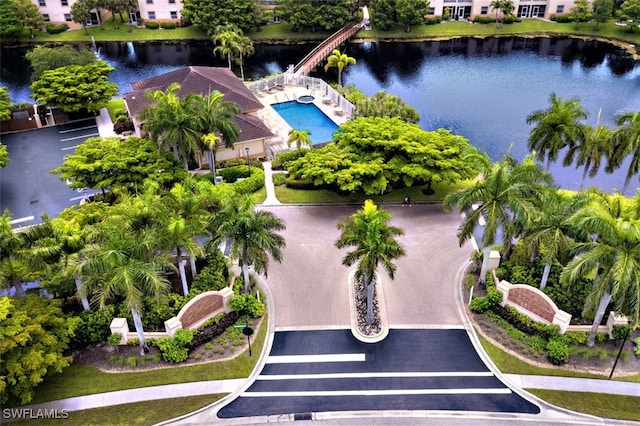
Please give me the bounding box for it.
[487,250,501,271]
[164,317,183,338]
[220,287,234,312]
[606,311,629,338]
[110,318,129,344]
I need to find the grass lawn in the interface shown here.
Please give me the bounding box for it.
[22,19,640,49]
[273,180,474,204]
[11,394,226,426]
[106,99,125,121]
[527,390,640,422]
[23,313,267,405]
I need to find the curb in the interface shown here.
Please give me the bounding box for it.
[348,270,389,344]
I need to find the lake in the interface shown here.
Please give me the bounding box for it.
[1,37,639,192]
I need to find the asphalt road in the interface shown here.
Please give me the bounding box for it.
[259,204,472,328]
[0,118,99,224]
[217,329,540,418]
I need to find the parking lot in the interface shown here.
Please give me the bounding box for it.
[0,118,100,224]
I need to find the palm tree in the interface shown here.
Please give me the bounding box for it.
[287,129,312,150]
[526,93,588,171]
[82,213,174,356]
[161,178,208,295]
[561,192,640,346]
[212,25,241,70]
[324,49,356,88]
[139,83,202,170]
[442,153,554,285]
[608,111,640,194]
[564,110,613,190]
[520,190,589,290]
[490,0,505,28]
[0,210,51,299]
[235,34,255,81]
[212,193,286,294]
[336,200,406,324]
[194,90,240,172]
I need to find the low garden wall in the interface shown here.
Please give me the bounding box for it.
[110,287,234,344]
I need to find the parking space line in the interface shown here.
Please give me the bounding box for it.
[59,125,97,134]
[257,372,494,380]
[61,145,78,151]
[9,216,35,225]
[242,388,512,397]
[70,194,97,201]
[60,132,99,142]
[266,354,365,364]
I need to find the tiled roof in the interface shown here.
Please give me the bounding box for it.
[124,66,264,118]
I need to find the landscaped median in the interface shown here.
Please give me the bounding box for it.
[348,270,389,343]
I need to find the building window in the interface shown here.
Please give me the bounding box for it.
[428,7,435,14]
[556,5,564,13]
[64,13,72,21]
[39,0,46,5]
[42,13,50,21]
[146,0,153,3]
[169,0,176,3]
[61,0,68,5]
[481,6,488,14]
[148,11,156,19]
[170,10,178,19]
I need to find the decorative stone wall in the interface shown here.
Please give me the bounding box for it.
[110,287,235,343]
[493,270,571,334]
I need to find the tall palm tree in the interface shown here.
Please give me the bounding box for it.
[139,83,202,170]
[324,49,356,88]
[194,90,241,177]
[490,0,505,28]
[235,34,255,82]
[287,129,312,150]
[608,111,640,194]
[442,153,554,285]
[212,193,286,294]
[160,178,208,295]
[212,25,240,70]
[520,190,589,290]
[82,213,174,356]
[526,93,588,171]
[336,200,406,324]
[561,192,640,346]
[564,110,613,190]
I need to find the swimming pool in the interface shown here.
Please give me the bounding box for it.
[271,101,339,145]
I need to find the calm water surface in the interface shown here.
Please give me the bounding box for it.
[2,37,639,192]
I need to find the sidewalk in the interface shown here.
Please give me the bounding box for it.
[260,161,281,206]
[95,107,116,138]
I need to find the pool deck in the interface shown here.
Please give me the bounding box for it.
[254,84,351,156]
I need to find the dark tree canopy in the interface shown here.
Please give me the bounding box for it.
[51,136,188,193]
[0,87,12,121]
[0,144,9,168]
[0,0,23,41]
[30,61,118,113]
[370,0,397,30]
[182,0,261,35]
[26,45,97,81]
[288,117,480,194]
[277,0,353,31]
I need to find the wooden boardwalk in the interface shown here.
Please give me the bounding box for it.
[293,20,365,76]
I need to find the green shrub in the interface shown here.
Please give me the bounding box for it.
[550,14,573,23]
[191,266,228,292]
[107,333,122,352]
[564,331,588,345]
[612,324,631,341]
[272,150,307,170]
[160,22,176,29]
[233,168,265,194]
[596,332,609,344]
[285,176,315,190]
[425,17,441,25]
[156,337,188,363]
[220,165,250,182]
[218,158,263,169]
[204,342,213,350]
[145,22,160,29]
[272,173,287,186]
[46,23,69,34]
[547,337,569,365]
[174,329,194,347]
[69,306,116,348]
[503,15,519,24]
[126,356,139,368]
[473,16,494,24]
[229,294,265,318]
[470,288,502,313]
[127,338,140,346]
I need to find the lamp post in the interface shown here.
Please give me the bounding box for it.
[245,147,250,173]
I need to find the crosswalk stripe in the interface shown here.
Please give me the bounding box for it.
[257,372,494,380]
[266,354,365,364]
[242,388,512,397]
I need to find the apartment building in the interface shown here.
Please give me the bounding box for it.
[33,0,575,30]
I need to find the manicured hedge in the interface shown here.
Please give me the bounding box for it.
[145,22,160,29]
[46,23,69,34]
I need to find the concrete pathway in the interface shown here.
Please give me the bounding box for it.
[260,161,281,206]
[96,107,116,138]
